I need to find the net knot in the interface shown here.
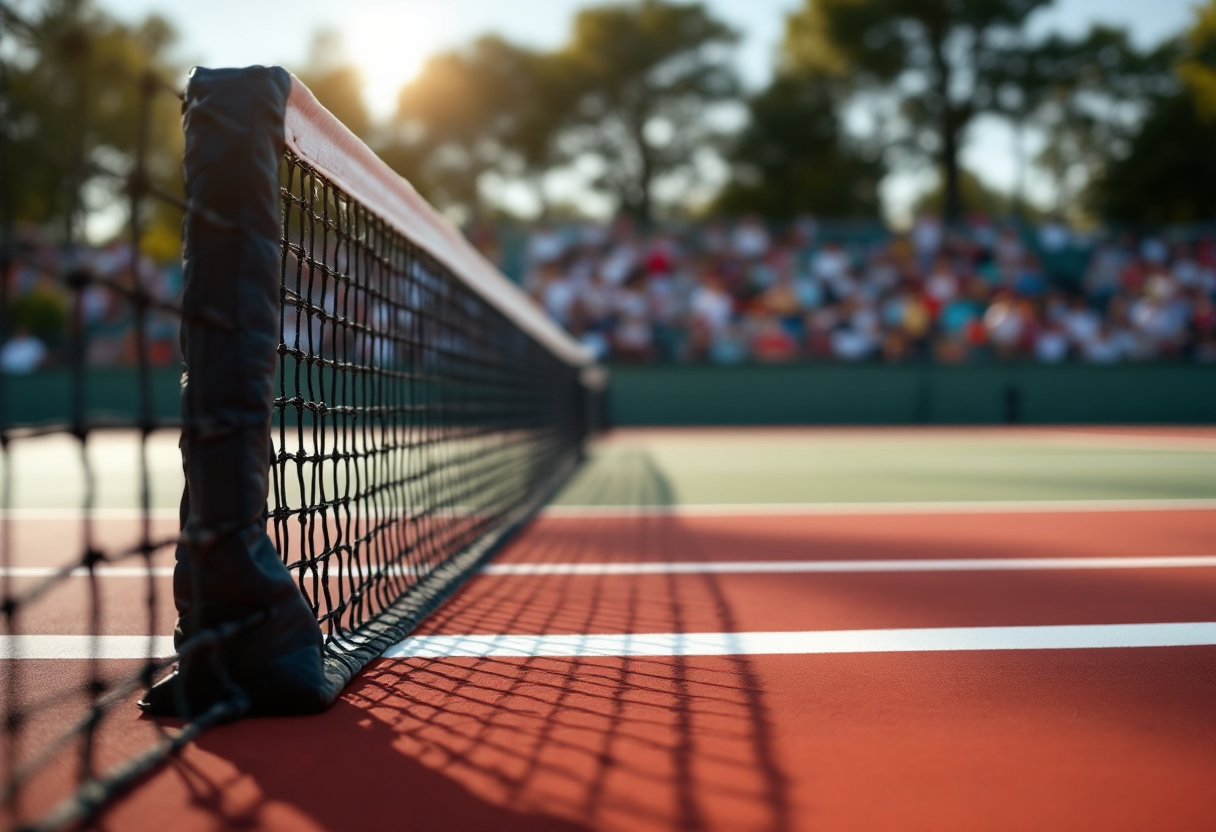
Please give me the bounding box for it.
[82,548,107,570]
[62,266,94,291]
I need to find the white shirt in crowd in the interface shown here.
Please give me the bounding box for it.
[984,301,1024,347]
[1,334,47,375]
[1038,221,1070,252]
[812,247,849,283]
[1082,329,1123,364]
[1034,328,1069,363]
[912,216,942,258]
[1062,305,1101,346]
[542,277,577,326]
[732,222,770,259]
[690,284,733,333]
[600,244,637,285]
[925,269,958,302]
[527,227,565,265]
[1140,237,1168,265]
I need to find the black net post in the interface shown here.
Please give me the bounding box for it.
[141,66,336,718]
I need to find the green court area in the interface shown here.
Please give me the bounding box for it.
[3,427,1214,512]
[555,429,1216,506]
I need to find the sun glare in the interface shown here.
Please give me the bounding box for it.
[342,8,446,120]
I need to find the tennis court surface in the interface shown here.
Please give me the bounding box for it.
[6,426,1216,831]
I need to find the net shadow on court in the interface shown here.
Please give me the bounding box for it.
[98,453,795,832]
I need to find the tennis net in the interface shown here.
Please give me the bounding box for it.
[1,50,596,832]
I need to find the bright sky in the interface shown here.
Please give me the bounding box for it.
[101,0,1199,219]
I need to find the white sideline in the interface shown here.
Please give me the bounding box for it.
[539,498,1216,518]
[0,636,177,660]
[5,623,1216,661]
[0,564,427,579]
[381,623,1216,659]
[4,497,1216,522]
[482,556,1216,576]
[6,554,1216,580]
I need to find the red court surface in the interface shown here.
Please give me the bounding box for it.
[45,506,1214,832]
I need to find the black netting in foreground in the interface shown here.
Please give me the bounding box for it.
[0,6,251,830]
[0,37,593,832]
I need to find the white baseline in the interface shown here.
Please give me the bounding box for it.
[5,623,1216,661]
[6,555,1216,580]
[383,623,1216,660]
[540,498,1216,518]
[483,556,1216,576]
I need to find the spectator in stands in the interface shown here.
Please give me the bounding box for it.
[514,214,1215,365]
[0,327,48,374]
[7,214,1214,373]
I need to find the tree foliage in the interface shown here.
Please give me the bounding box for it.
[912,167,1033,219]
[783,0,1050,223]
[1,0,182,246]
[386,0,739,225]
[714,74,883,217]
[1004,26,1177,217]
[1085,6,1216,225]
[389,35,567,217]
[1177,0,1216,122]
[1092,91,1216,223]
[556,0,738,224]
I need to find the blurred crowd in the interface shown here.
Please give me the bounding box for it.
[511,216,1216,365]
[5,216,1216,375]
[0,226,181,375]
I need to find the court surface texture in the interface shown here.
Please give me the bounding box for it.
[4,425,1215,831]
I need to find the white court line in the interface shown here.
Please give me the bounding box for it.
[0,564,427,579]
[1031,430,1216,453]
[382,623,1216,659]
[4,498,1216,522]
[0,567,176,578]
[0,636,177,660]
[0,508,485,521]
[540,499,1216,518]
[5,624,1215,661]
[7,555,1216,580]
[0,508,181,520]
[483,556,1216,576]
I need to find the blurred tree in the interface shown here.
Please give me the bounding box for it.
[713,73,883,217]
[293,29,372,141]
[558,0,739,225]
[1177,0,1216,121]
[388,35,567,219]
[1013,27,1177,219]
[1092,91,1216,223]
[1088,5,1216,223]
[784,0,1050,224]
[912,167,1029,219]
[0,0,182,247]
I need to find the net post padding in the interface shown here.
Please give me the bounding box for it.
[141,66,337,717]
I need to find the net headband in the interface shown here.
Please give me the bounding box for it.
[283,73,593,368]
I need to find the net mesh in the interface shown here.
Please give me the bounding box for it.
[273,152,585,660]
[0,7,220,827]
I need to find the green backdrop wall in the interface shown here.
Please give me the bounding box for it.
[2,365,1214,427]
[604,364,1216,426]
[1,368,182,427]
